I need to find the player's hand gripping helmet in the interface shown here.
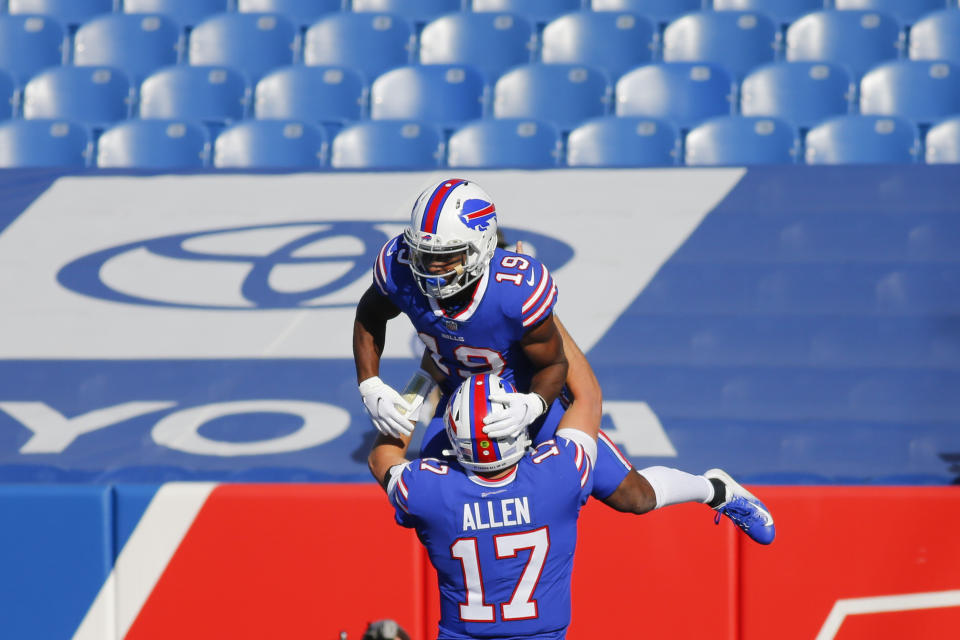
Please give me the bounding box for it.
[403,178,499,299]
[443,374,531,473]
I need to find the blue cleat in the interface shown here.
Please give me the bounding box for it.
[705,468,775,545]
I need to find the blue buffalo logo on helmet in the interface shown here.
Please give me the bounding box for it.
[458,199,497,232]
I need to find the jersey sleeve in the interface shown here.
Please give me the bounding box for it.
[530,435,593,504]
[386,461,419,529]
[386,457,449,528]
[505,253,559,329]
[371,234,403,301]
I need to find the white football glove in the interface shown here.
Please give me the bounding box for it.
[359,376,414,438]
[482,392,548,439]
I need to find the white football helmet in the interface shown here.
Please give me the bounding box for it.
[443,374,531,473]
[403,178,499,299]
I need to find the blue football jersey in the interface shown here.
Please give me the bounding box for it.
[373,234,558,396]
[389,432,595,640]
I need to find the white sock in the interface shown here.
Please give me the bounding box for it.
[637,466,714,509]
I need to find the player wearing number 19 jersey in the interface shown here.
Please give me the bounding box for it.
[384,374,596,640]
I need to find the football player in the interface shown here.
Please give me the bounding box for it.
[354,178,775,544]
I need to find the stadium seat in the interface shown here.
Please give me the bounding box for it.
[740,62,854,130]
[123,0,229,29]
[684,115,798,165]
[351,0,462,26]
[0,15,65,87]
[540,11,656,83]
[909,10,960,65]
[616,63,734,129]
[785,10,904,79]
[860,60,960,127]
[924,116,960,164]
[590,0,701,26]
[471,0,581,26]
[73,14,181,85]
[0,69,14,119]
[7,0,112,30]
[96,119,209,168]
[0,119,90,167]
[237,0,342,29]
[330,120,444,169]
[493,63,610,132]
[370,64,485,130]
[22,66,130,126]
[419,12,534,85]
[303,13,413,84]
[832,0,945,25]
[255,65,366,126]
[804,114,919,164]
[662,10,779,80]
[566,116,679,167]
[139,66,249,129]
[711,0,824,26]
[189,13,298,84]
[213,119,327,168]
[447,119,560,167]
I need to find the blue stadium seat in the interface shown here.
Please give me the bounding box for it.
[419,12,534,85]
[255,65,366,126]
[73,14,181,85]
[925,116,960,164]
[860,61,960,127]
[447,119,560,167]
[213,119,327,168]
[540,11,656,83]
[139,66,248,129]
[96,119,209,167]
[7,0,112,30]
[804,115,919,164]
[493,63,610,132]
[123,0,229,29]
[189,13,297,84]
[0,15,64,87]
[351,0,462,25]
[22,66,130,126]
[0,69,14,119]
[662,10,779,79]
[616,62,734,129]
[684,115,798,165]
[909,10,960,65]
[711,0,824,26]
[471,0,581,26]
[330,120,444,169]
[740,62,854,130]
[237,0,342,29]
[832,0,945,25]
[591,0,701,26]
[566,116,679,167]
[370,64,485,130]
[785,10,904,79]
[303,13,413,84]
[0,119,90,166]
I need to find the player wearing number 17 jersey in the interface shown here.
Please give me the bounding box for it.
[371,374,597,639]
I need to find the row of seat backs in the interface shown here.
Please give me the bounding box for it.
[2,0,958,30]
[2,59,958,135]
[3,114,958,169]
[2,7,959,93]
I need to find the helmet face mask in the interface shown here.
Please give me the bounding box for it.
[443,374,531,473]
[404,178,498,299]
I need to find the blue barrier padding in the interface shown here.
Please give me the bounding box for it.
[0,485,112,640]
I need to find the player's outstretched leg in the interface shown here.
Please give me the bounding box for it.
[705,469,775,545]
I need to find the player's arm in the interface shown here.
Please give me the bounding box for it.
[483,313,568,438]
[353,284,418,438]
[368,432,410,492]
[554,315,600,445]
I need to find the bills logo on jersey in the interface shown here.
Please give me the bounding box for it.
[458,199,496,231]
